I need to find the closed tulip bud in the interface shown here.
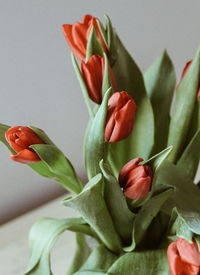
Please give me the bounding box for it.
[5,126,45,164]
[119,158,152,200]
[62,15,107,61]
[81,55,116,104]
[104,91,136,142]
[167,238,200,275]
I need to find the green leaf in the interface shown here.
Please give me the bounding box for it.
[0,123,15,152]
[63,174,122,253]
[106,25,154,175]
[67,233,91,275]
[102,53,112,97]
[75,271,106,275]
[168,46,200,162]
[86,27,104,62]
[25,217,94,275]
[144,51,176,153]
[157,161,200,229]
[31,144,83,194]
[107,249,169,275]
[71,53,94,117]
[84,88,113,179]
[125,185,174,251]
[80,244,118,272]
[177,129,200,180]
[99,160,134,242]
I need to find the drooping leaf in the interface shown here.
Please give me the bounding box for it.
[86,27,104,62]
[168,46,200,162]
[144,51,176,153]
[63,174,122,253]
[71,53,94,118]
[84,88,113,179]
[105,16,154,175]
[67,233,91,275]
[25,217,94,275]
[31,144,83,194]
[107,249,169,275]
[99,160,134,242]
[177,129,200,180]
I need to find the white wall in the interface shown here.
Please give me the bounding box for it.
[0,0,199,223]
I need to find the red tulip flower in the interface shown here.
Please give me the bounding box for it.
[104,91,136,142]
[81,54,116,104]
[119,158,152,200]
[167,238,200,275]
[62,15,107,61]
[5,126,45,164]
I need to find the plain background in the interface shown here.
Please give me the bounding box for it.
[0,0,200,224]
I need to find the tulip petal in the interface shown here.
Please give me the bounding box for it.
[176,238,200,266]
[10,149,40,164]
[124,177,151,200]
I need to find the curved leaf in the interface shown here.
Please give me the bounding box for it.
[100,160,134,242]
[86,27,104,62]
[25,217,94,275]
[144,51,176,153]
[63,174,122,253]
[168,46,200,162]
[84,88,113,179]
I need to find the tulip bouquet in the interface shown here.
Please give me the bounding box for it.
[1,14,200,275]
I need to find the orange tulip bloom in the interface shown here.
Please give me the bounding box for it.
[104,91,136,142]
[119,158,152,199]
[167,238,200,275]
[5,126,45,164]
[62,15,107,61]
[81,54,116,104]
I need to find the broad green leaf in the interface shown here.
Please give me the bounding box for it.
[177,129,200,180]
[71,53,94,118]
[144,51,176,153]
[107,249,169,275]
[105,18,154,174]
[125,185,174,251]
[99,160,134,242]
[75,271,106,275]
[31,144,83,194]
[67,233,91,275]
[63,174,122,253]
[86,27,104,62]
[25,217,94,275]
[157,161,200,231]
[168,47,200,162]
[81,244,118,272]
[84,88,113,179]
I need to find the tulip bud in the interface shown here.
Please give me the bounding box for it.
[81,55,116,104]
[5,126,45,164]
[167,238,200,275]
[119,158,152,200]
[104,91,136,142]
[62,15,107,61]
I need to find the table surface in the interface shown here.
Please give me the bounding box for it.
[0,196,76,275]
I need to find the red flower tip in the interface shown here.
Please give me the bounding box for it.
[104,91,136,143]
[62,15,107,61]
[119,158,152,200]
[5,126,45,164]
[167,238,200,275]
[81,54,116,104]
